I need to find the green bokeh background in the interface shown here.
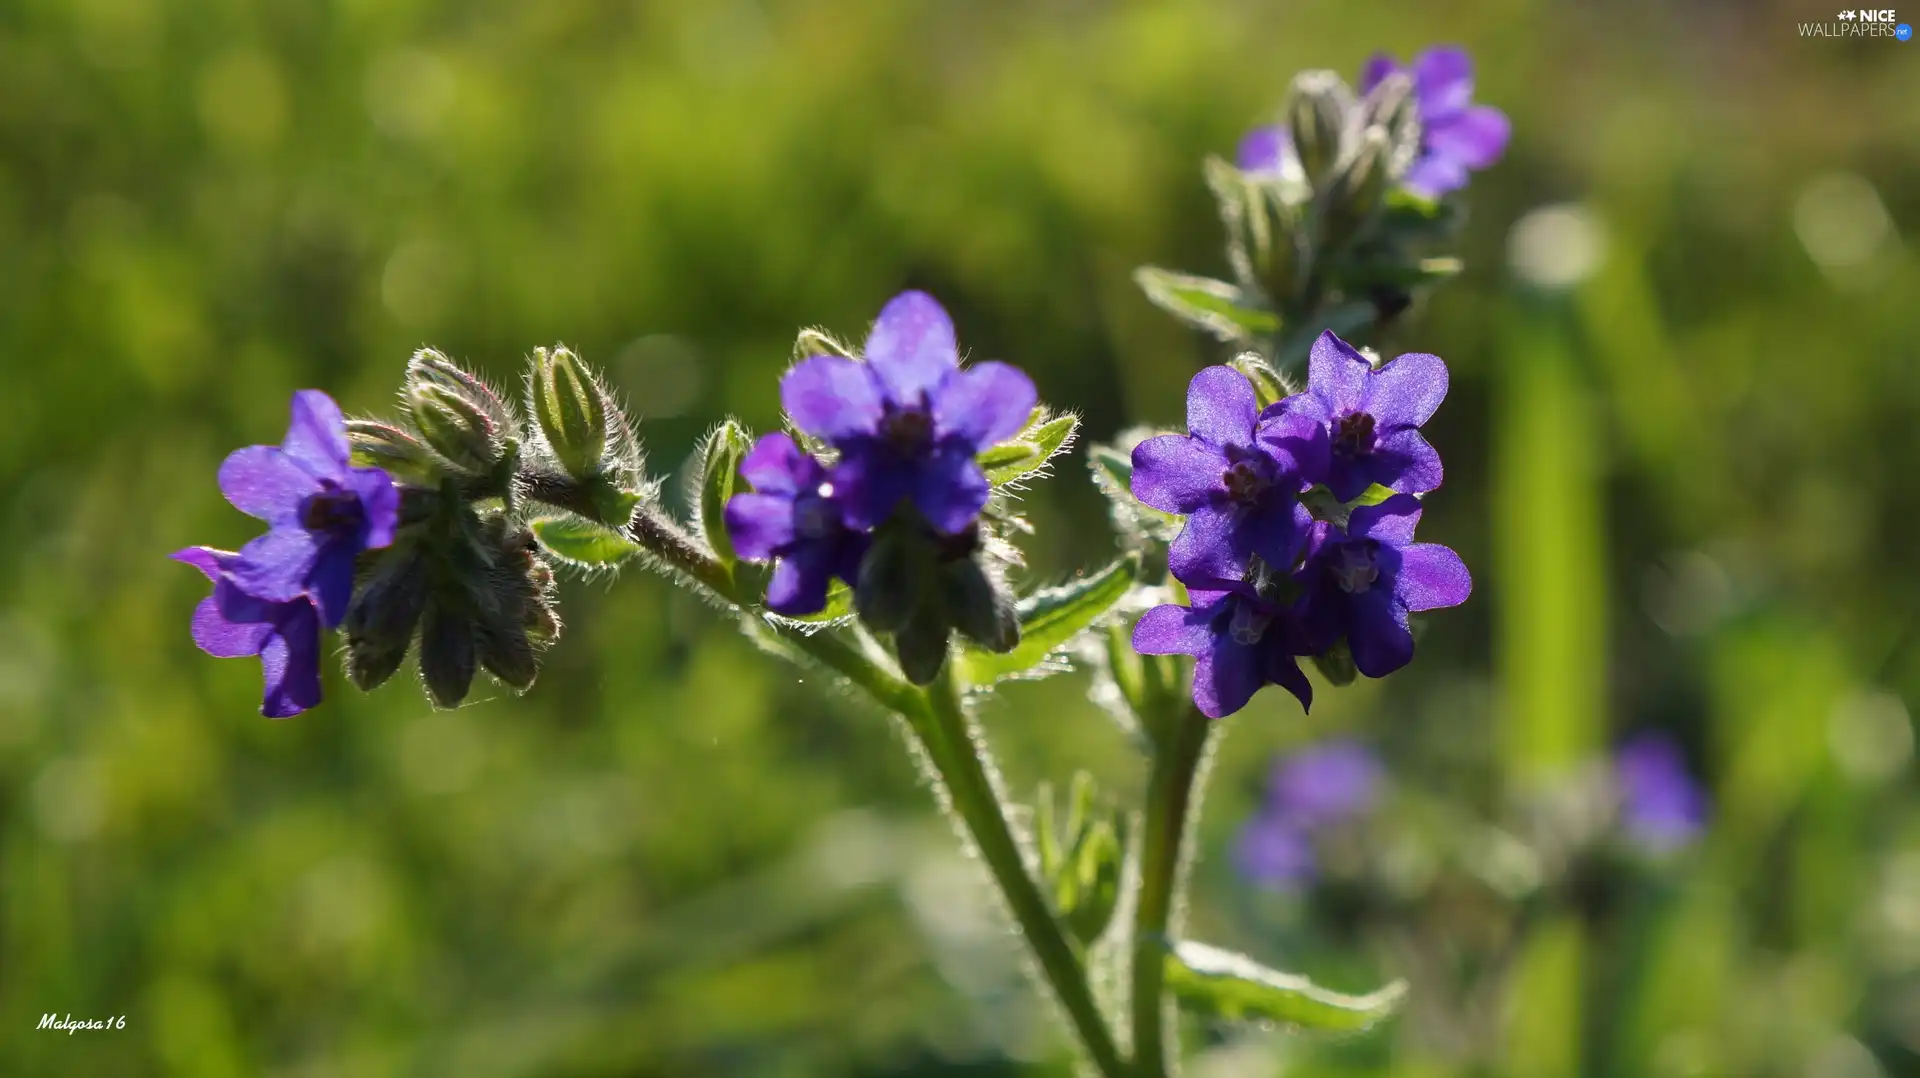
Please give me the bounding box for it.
[4,1,1918,1074]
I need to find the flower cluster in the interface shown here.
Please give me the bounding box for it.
[725,290,1038,683]
[174,391,400,717]
[1235,739,1385,889]
[1131,331,1471,718]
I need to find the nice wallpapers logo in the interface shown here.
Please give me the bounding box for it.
[1801,9,1914,37]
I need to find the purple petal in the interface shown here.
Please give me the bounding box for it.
[280,390,351,478]
[1186,366,1258,450]
[350,467,400,550]
[1324,455,1371,503]
[1396,543,1471,612]
[217,446,318,525]
[831,451,914,532]
[1357,53,1403,95]
[307,539,359,629]
[1412,46,1475,121]
[1243,499,1314,572]
[740,433,823,496]
[258,603,323,718]
[1132,603,1217,657]
[931,361,1037,449]
[190,596,273,658]
[230,528,322,604]
[1263,650,1314,712]
[1347,494,1423,547]
[1271,741,1381,821]
[1255,408,1330,486]
[781,356,885,442]
[910,445,991,535]
[1236,816,1315,887]
[1130,435,1227,514]
[1237,125,1289,172]
[766,543,837,616]
[173,546,238,581]
[1307,332,1370,415]
[1372,429,1443,495]
[1402,153,1470,199]
[1168,505,1249,590]
[1428,106,1509,170]
[1192,639,1263,719]
[1362,351,1448,431]
[863,290,959,405]
[1346,587,1414,678]
[725,493,799,561]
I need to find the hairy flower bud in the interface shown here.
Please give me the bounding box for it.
[1284,70,1356,189]
[945,558,1018,654]
[854,527,923,635]
[408,348,514,431]
[342,546,428,691]
[418,602,477,709]
[345,420,437,485]
[530,346,610,482]
[408,382,501,475]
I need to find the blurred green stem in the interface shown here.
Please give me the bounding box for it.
[573,494,1128,1077]
[1130,703,1212,1078]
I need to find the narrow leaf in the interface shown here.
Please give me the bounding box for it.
[1165,940,1407,1032]
[956,554,1140,684]
[1133,267,1282,342]
[531,516,642,567]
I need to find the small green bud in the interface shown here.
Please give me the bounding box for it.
[418,602,477,709]
[893,608,950,686]
[854,528,923,634]
[1228,353,1292,409]
[697,420,753,568]
[1361,71,1421,180]
[1322,126,1393,248]
[1285,69,1356,189]
[345,420,436,484]
[408,382,500,475]
[793,327,855,360]
[945,558,1018,654]
[408,348,513,429]
[531,345,610,482]
[1312,638,1359,687]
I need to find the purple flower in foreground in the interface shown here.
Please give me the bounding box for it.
[219,391,400,628]
[1132,366,1327,589]
[1234,814,1316,889]
[1270,330,1446,503]
[172,547,324,717]
[1267,738,1384,826]
[1614,732,1709,851]
[1295,494,1471,679]
[1133,588,1313,719]
[725,433,870,617]
[1359,45,1509,199]
[780,291,1036,536]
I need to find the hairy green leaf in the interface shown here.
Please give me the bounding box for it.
[956,554,1140,684]
[531,516,642,567]
[1166,940,1408,1031]
[1134,267,1281,342]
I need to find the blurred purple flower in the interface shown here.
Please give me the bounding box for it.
[725,433,869,616]
[218,390,399,628]
[172,547,324,718]
[1236,125,1295,175]
[1294,494,1472,679]
[780,291,1035,536]
[1234,813,1316,889]
[1268,330,1447,503]
[1614,732,1709,851]
[1267,738,1384,826]
[1358,45,1510,199]
[1130,366,1326,590]
[1133,587,1313,718]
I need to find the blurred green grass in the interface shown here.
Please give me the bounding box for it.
[2,0,1918,1075]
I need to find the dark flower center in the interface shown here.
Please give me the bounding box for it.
[1329,540,1381,594]
[878,399,935,455]
[302,485,365,533]
[1221,448,1274,504]
[1226,598,1273,646]
[1331,411,1377,459]
[793,485,839,541]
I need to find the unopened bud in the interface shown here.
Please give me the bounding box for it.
[1285,70,1356,189]
[893,608,950,686]
[1361,71,1420,180]
[945,558,1018,654]
[408,349,513,429]
[1322,126,1393,247]
[418,602,477,709]
[854,528,923,634]
[531,346,610,482]
[408,383,501,475]
[345,420,436,485]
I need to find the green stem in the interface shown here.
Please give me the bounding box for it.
[1130,704,1212,1078]
[922,665,1129,1078]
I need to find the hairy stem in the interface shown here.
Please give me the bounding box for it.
[923,665,1128,1078]
[1130,704,1212,1077]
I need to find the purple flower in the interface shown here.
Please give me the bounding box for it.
[1234,813,1316,890]
[1269,331,1446,503]
[1614,732,1709,851]
[1133,587,1313,719]
[779,291,1036,536]
[1236,125,1295,176]
[218,391,400,628]
[725,433,870,617]
[1266,738,1384,826]
[1294,494,1471,679]
[1359,45,1509,199]
[1131,366,1327,590]
[172,547,324,718]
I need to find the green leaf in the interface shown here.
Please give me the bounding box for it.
[1228,352,1293,409]
[980,411,1079,486]
[531,516,642,568]
[697,419,753,569]
[1350,483,1396,507]
[1340,255,1463,292]
[977,440,1041,476]
[1134,267,1281,342]
[1165,940,1408,1032]
[956,554,1140,684]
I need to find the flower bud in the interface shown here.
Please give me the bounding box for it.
[418,602,477,709]
[1321,126,1393,248]
[408,348,514,430]
[1361,71,1421,180]
[1284,70,1356,189]
[342,547,427,690]
[945,558,1018,654]
[345,420,437,485]
[531,346,610,482]
[893,608,950,686]
[854,527,924,635]
[408,382,501,475]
